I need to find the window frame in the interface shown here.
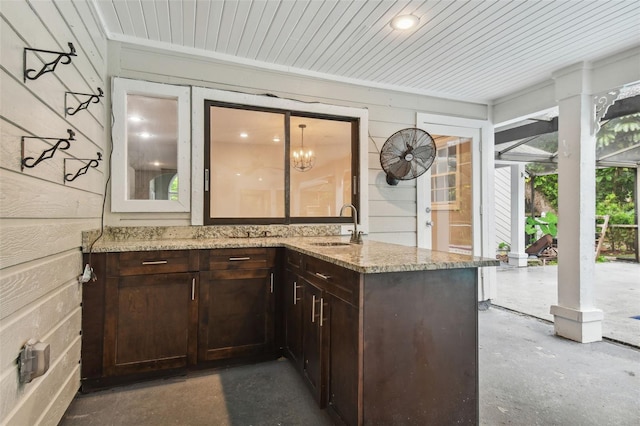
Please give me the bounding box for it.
[431,142,461,211]
[111,77,191,212]
[203,101,360,225]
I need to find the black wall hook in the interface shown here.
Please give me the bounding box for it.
[65,88,104,116]
[21,129,76,170]
[65,152,102,182]
[24,42,77,82]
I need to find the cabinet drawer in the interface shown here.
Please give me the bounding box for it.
[201,248,273,270]
[107,250,197,276]
[285,249,303,272]
[304,256,360,306]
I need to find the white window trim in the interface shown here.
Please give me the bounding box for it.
[191,87,369,234]
[111,77,191,212]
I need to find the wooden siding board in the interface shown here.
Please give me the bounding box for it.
[0,250,82,321]
[0,1,106,425]
[0,170,103,218]
[0,219,94,268]
[53,0,106,72]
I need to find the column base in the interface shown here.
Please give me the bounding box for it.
[550,305,603,343]
[508,252,528,267]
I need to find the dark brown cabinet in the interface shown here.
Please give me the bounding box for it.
[301,278,329,406]
[82,245,480,425]
[327,294,359,426]
[198,248,276,362]
[102,250,199,377]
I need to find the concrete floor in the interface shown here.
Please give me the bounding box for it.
[60,308,640,425]
[495,261,640,347]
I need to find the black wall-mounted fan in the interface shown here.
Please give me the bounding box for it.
[380,128,436,185]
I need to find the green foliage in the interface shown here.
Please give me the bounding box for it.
[525,212,558,238]
[533,174,558,211]
[497,242,510,250]
[596,192,635,225]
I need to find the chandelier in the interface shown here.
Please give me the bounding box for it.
[292,124,315,172]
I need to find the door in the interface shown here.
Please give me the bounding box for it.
[198,268,275,361]
[104,272,197,376]
[302,279,328,406]
[417,122,480,255]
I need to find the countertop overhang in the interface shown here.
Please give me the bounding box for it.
[84,235,499,274]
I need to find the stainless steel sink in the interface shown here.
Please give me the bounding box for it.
[310,242,351,247]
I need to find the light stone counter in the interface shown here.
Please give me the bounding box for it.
[83,227,498,274]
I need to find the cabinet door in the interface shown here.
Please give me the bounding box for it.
[328,295,359,426]
[284,269,304,370]
[302,279,329,407]
[104,272,197,377]
[199,268,274,361]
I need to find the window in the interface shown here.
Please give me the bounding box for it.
[204,102,358,224]
[111,78,191,212]
[431,138,464,210]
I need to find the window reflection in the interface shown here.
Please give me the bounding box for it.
[290,116,352,218]
[126,95,178,200]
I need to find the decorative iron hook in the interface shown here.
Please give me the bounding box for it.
[64,152,103,182]
[24,42,77,82]
[65,88,104,116]
[21,129,75,170]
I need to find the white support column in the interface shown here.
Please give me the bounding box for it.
[508,163,528,267]
[550,63,603,343]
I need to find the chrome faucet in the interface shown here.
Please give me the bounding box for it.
[340,203,363,244]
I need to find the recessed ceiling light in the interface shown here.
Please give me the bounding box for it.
[390,14,419,30]
[273,136,280,142]
[139,132,151,138]
[240,132,248,138]
[129,116,143,122]
[153,161,160,166]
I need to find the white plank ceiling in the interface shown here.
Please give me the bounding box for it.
[93,0,640,103]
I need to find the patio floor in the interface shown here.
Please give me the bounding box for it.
[495,261,640,347]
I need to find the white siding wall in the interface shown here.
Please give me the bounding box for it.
[494,167,512,246]
[0,1,106,424]
[106,42,488,246]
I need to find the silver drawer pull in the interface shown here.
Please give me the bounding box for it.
[141,260,168,265]
[319,297,324,327]
[229,257,251,261]
[191,278,196,301]
[315,272,331,280]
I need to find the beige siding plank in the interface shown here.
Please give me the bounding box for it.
[368,232,416,247]
[0,219,94,268]
[369,216,416,233]
[0,171,103,217]
[0,281,80,370]
[0,250,82,321]
[368,184,416,202]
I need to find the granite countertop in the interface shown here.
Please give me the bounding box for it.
[84,229,498,273]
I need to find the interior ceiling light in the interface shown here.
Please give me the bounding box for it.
[128,115,142,122]
[240,132,248,138]
[273,136,280,142]
[292,124,315,172]
[139,132,151,138]
[390,14,419,30]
